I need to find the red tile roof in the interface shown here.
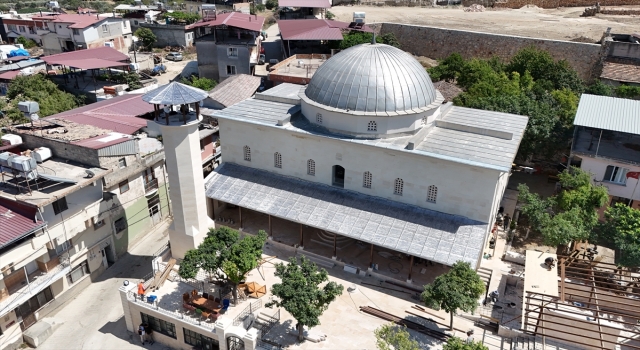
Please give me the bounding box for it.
[32,13,106,29]
[278,0,331,8]
[601,59,640,84]
[278,19,372,41]
[46,94,154,135]
[189,12,264,32]
[42,47,129,65]
[0,197,46,249]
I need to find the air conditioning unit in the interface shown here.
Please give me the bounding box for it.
[104,42,114,48]
[1,134,23,146]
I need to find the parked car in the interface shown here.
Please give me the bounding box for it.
[258,54,265,65]
[166,52,183,61]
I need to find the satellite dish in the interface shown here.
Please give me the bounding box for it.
[85,169,95,178]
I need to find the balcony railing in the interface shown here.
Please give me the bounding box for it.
[144,178,159,194]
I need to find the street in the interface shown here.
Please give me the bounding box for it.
[37,221,171,350]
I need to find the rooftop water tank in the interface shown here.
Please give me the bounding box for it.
[1,134,22,146]
[10,155,36,172]
[0,152,14,168]
[33,147,52,163]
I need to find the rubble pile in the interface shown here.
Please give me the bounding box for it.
[464,4,485,12]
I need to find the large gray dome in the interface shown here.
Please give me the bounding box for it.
[304,43,437,114]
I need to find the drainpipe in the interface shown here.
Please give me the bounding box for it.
[162,162,171,218]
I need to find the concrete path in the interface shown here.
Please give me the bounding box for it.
[255,24,283,77]
[38,221,172,350]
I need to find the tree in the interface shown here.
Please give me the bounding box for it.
[596,203,640,268]
[374,323,420,350]
[585,79,613,97]
[266,256,344,342]
[161,11,201,25]
[330,32,400,50]
[518,167,609,247]
[178,227,267,304]
[16,36,37,49]
[443,336,488,350]
[181,75,217,91]
[7,74,83,118]
[134,28,156,50]
[421,261,484,330]
[265,0,278,10]
[325,10,335,20]
[125,72,142,90]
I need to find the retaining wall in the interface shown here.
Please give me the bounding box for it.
[492,0,639,8]
[379,23,603,80]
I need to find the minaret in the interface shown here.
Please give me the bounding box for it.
[142,82,213,258]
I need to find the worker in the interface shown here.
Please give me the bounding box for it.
[137,280,146,299]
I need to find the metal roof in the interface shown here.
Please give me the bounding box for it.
[278,0,331,8]
[209,98,300,124]
[32,13,106,29]
[42,47,129,66]
[207,74,262,108]
[45,94,153,135]
[304,43,438,115]
[574,94,640,135]
[49,58,130,70]
[188,12,264,32]
[0,70,20,80]
[0,59,44,73]
[206,163,487,267]
[142,82,209,105]
[0,197,46,249]
[278,19,372,41]
[71,132,133,150]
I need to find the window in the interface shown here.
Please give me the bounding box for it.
[67,261,89,284]
[427,185,437,203]
[316,113,322,124]
[18,26,25,33]
[7,24,16,31]
[119,180,130,194]
[134,20,139,26]
[123,21,127,28]
[52,197,68,215]
[118,157,127,168]
[243,145,251,161]
[307,159,315,176]
[604,165,629,184]
[15,287,53,319]
[367,120,377,132]
[141,313,176,339]
[93,218,105,229]
[184,328,219,348]
[54,239,72,256]
[274,152,282,168]
[28,27,35,34]
[394,178,403,196]
[200,139,206,153]
[363,171,372,189]
[72,28,79,35]
[227,47,238,57]
[102,24,108,33]
[114,217,127,233]
[226,65,236,75]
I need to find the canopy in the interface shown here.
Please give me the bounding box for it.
[0,70,21,80]
[142,82,208,105]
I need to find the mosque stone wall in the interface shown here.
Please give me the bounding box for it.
[379,23,603,81]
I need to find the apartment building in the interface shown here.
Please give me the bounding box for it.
[1,18,44,45]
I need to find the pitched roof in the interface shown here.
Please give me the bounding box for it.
[33,13,107,29]
[42,46,129,66]
[189,12,264,32]
[207,74,262,108]
[574,94,640,135]
[142,82,208,105]
[601,59,640,85]
[0,197,46,249]
[278,19,372,41]
[278,0,331,8]
[45,94,154,134]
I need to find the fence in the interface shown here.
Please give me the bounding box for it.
[233,299,262,327]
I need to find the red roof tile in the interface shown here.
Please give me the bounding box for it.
[189,12,264,32]
[601,59,640,84]
[33,13,106,29]
[278,0,331,8]
[46,94,154,135]
[42,47,129,65]
[0,197,45,249]
[278,19,372,41]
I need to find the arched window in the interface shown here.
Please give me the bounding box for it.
[243,145,251,161]
[307,159,315,176]
[274,152,282,168]
[394,178,403,196]
[367,121,377,132]
[427,185,438,203]
[363,171,372,189]
[316,113,322,124]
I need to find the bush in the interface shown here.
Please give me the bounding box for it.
[615,85,640,99]
[325,10,335,20]
[134,27,156,50]
[265,0,278,10]
[255,4,266,11]
[16,36,37,49]
[585,79,613,97]
[181,75,217,91]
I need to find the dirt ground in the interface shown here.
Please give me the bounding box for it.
[330,5,640,42]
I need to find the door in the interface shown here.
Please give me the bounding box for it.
[149,204,161,226]
[101,249,108,268]
[104,244,115,265]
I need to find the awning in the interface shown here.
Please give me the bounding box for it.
[0,70,21,80]
[205,163,488,266]
[48,58,130,70]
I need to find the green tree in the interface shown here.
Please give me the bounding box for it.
[134,27,157,50]
[596,203,640,267]
[16,36,37,49]
[615,85,640,99]
[179,227,267,304]
[162,11,201,25]
[7,74,82,118]
[325,10,335,20]
[266,256,344,342]
[265,0,278,10]
[585,80,613,97]
[443,337,488,350]
[125,72,142,90]
[331,32,400,50]
[421,261,484,330]
[374,323,420,350]
[518,167,609,247]
[181,75,217,91]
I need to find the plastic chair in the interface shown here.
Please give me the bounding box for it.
[203,292,209,299]
[195,309,203,319]
[210,311,219,321]
[221,299,230,313]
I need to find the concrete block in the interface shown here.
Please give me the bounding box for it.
[22,318,64,348]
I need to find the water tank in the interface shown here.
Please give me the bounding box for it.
[10,156,36,172]
[1,134,22,146]
[33,148,52,163]
[18,101,39,114]
[0,152,14,168]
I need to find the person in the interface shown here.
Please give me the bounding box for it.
[503,214,511,231]
[466,330,475,344]
[137,280,146,299]
[138,324,146,345]
[143,322,154,345]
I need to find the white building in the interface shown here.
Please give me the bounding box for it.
[571,94,640,211]
[204,42,529,275]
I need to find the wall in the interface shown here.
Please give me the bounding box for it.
[196,41,219,81]
[136,23,189,47]
[492,0,639,8]
[219,118,501,223]
[580,157,640,201]
[379,23,603,81]
[18,133,101,167]
[608,41,640,60]
[0,311,22,350]
[217,44,251,81]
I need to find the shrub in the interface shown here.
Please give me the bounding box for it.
[16,37,37,49]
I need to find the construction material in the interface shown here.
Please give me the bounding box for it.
[384,280,423,293]
[359,306,450,341]
[154,258,176,290]
[406,310,468,333]
[464,4,485,12]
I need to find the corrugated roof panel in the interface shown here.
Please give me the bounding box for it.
[0,197,46,248]
[574,94,640,135]
[278,0,331,8]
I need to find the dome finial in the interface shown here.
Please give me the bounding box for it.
[371,31,376,45]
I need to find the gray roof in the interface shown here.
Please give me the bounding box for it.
[0,59,44,72]
[206,163,487,266]
[574,94,640,135]
[207,74,262,108]
[304,43,437,115]
[208,98,300,124]
[142,82,208,105]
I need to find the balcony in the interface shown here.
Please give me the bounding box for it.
[144,178,159,194]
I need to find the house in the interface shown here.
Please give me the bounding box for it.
[202,74,262,110]
[599,33,640,86]
[277,19,372,56]
[31,14,132,55]
[193,12,264,82]
[1,18,45,45]
[570,94,640,211]
[278,0,331,20]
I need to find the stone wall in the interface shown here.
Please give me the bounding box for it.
[492,0,639,9]
[380,23,603,81]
